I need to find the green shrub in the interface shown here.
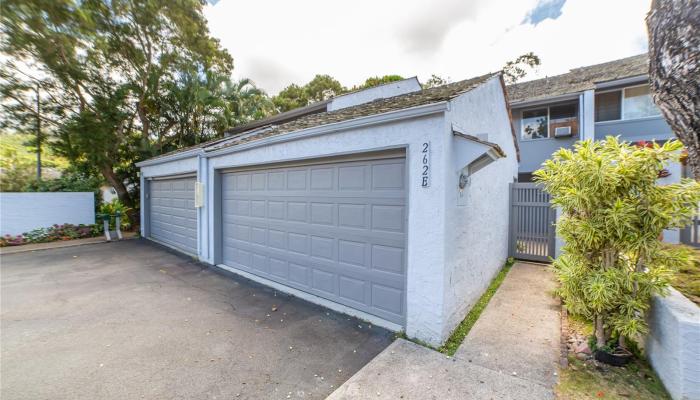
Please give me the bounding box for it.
[0,224,100,247]
[534,137,700,350]
[24,170,103,208]
[98,199,131,230]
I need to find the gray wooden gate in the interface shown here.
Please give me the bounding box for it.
[509,182,556,262]
[680,164,700,248]
[681,210,700,248]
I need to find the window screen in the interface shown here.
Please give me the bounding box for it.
[595,91,621,122]
[521,108,548,139]
[623,86,659,119]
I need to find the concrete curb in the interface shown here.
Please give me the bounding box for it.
[0,233,138,255]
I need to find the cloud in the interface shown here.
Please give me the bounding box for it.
[522,0,567,26]
[204,0,649,94]
[245,57,301,95]
[397,0,484,54]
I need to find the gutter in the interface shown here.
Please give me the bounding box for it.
[135,147,204,167]
[509,92,582,108]
[595,74,648,89]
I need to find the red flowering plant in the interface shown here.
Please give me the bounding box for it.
[0,224,100,247]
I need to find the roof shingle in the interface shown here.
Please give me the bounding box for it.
[507,54,648,104]
[207,73,497,151]
[139,73,498,163]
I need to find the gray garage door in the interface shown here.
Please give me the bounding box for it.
[221,153,407,325]
[149,176,197,255]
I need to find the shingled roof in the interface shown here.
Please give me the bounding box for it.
[507,54,648,104]
[206,73,498,151]
[139,72,500,164]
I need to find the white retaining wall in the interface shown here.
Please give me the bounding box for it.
[0,192,95,236]
[646,288,700,400]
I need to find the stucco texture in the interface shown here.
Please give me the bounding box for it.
[646,289,700,400]
[205,114,450,344]
[441,78,519,339]
[137,76,517,346]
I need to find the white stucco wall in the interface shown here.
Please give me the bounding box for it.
[136,78,515,345]
[646,289,700,400]
[0,192,95,236]
[440,77,519,337]
[139,155,199,178]
[205,113,451,344]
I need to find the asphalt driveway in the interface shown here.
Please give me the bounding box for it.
[0,240,393,400]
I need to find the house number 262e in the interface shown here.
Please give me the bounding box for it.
[421,142,430,188]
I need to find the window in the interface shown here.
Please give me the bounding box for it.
[518,173,534,182]
[595,85,660,122]
[521,108,548,140]
[549,103,579,136]
[623,85,659,119]
[521,102,579,140]
[595,91,621,122]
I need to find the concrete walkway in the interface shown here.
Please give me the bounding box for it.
[327,262,560,400]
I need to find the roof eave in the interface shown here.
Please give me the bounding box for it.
[594,74,648,89]
[452,129,506,159]
[135,147,203,168]
[510,92,583,108]
[203,101,450,158]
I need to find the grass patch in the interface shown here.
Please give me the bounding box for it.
[437,258,515,355]
[671,246,700,306]
[557,356,670,400]
[394,331,438,351]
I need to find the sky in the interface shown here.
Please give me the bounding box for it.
[203,0,651,95]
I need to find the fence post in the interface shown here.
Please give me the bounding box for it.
[508,182,514,258]
[115,211,123,240]
[102,214,111,241]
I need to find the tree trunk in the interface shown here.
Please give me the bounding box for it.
[136,101,150,144]
[595,314,606,349]
[100,165,140,228]
[647,0,700,180]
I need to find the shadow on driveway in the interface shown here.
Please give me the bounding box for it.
[1,239,393,400]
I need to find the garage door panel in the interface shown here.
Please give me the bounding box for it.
[310,168,334,190]
[224,231,405,287]
[222,214,405,247]
[149,176,197,255]
[221,156,406,325]
[372,283,404,315]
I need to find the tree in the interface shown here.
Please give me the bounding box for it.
[502,52,541,84]
[222,78,275,127]
[272,74,412,113]
[422,74,450,89]
[305,74,346,102]
[272,74,347,112]
[646,0,700,180]
[272,84,309,112]
[353,75,405,91]
[0,147,35,191]
[1,0,233,224]
[535,138,700,350]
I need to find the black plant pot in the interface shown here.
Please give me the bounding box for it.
[594,349,633,367]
